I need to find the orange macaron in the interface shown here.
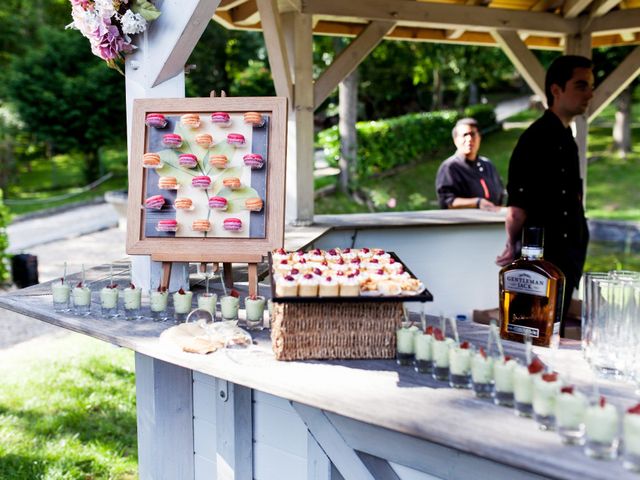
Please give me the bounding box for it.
[209,154,228,169]
[244,111,264,127]
[174,198,193,210]
[181,113,201,129]
[143,153,161,168]
[158,176,178,189]
[191,219,211,232]
[244,198,263,212]
[222,177,241,189]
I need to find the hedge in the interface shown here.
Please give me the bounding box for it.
[316,104,496,180]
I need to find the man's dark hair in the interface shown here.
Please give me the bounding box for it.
[545,55,593,107]
[452,117,479,139]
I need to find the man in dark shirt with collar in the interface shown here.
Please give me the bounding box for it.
[496,55,594,336]
[436,117,504,211]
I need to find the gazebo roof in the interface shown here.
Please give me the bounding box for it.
[213,0,640,49]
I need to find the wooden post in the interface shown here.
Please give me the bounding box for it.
[223,262,234,289]
[248,263,258,296]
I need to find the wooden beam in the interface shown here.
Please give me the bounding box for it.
[142,0,221,87]
[563,0,596,18]
[491,29,546,100]
[446,29,466,39]
[256,0,294,101]
[620,31,636,41]
[588,45,640,122]
[314,20,397,110]
[218,0,249,10]
[301,0,577,35]
[589,8,640,34]
[589,0,621,17]
[231,0,259,25]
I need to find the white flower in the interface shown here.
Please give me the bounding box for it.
[120,10,147,35]
[70,6,103,38]
[95,0,117,18]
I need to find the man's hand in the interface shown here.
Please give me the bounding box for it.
[478,198,501,212]
[496,242,516,266]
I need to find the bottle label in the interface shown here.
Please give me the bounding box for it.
[507,324,540,338]
[503,270,548,297]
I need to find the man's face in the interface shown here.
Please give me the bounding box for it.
[552,67,594,117]
[454,125,481,160]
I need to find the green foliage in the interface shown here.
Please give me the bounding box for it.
[0,188,11,282]
[316,104,496,180]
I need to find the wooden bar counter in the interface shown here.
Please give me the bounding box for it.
[0,262,637,480]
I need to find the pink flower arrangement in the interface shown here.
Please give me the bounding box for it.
[67,0,160,71]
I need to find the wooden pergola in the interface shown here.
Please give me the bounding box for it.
[124,0,640,226]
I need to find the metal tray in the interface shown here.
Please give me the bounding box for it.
[268,251,433,303]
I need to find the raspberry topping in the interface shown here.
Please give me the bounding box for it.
[178,288,186,295]
[628,403,640,415]
[528,357,546,374]
[600,396,607,408]
[290,269,300,275]
[362,248,370,253]
[460,341,470,349]
[107,283,118,289]
[541,372,558,383]
[157,284,167,292]
[337,258,345,265]
[376,269,385,275]
[129,283,136,289]
[284,275,295,281]
[425,326,434,335]
[328,249,337,255]
[76,281,83,288]
[230,289,240,298]
[276,248,286,254]
[343,248,351,253]
[370,259,379,264]
[478,347,487,358]
[504,355,512,362]
[313,268,322,276]
[280,259,288,265]
[325,276,333,282]
[433,327,445,341]
[561,386,574,394]
[303,273,314,279]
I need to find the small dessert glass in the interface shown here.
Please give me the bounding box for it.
[244,295,266,330]
[623,408,640,471]
[100,286,119,318]
[149,290,169,321]
[584,400,620,459]
[220,295,240,324]
[197,293,217,317]
[555,388,587,444]
[396,325,419,366]
[532,374,561,431]
[413,332,434,373]
[493,358,517,407]
[72,285,92,315]
[471,352,494,398]
[173,290,194,323]
[449,344,472,389]
[123,286,143,320]
[513,365,536,417]
[432,338,454,381]
[52,282,71,312]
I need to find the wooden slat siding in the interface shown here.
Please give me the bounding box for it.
[293,402,376,480]
[194,418,217,462]
[326,412,548,480]
[135,354,195,480]
[216,381,253,480]
[307,432,333,480]
[389,463,441,480]
[253,442,307,480]
[3,274,639,480]
[193,375,217,424]
[253,399,308,458]
[195,454,217,480]
[358,452,402,480]
[253,390,296,411]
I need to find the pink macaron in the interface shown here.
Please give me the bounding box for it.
[145,113,167,128]
[211,112,231,127]
[208,196,228,210]
[243,153,264,169]
[162,133,182,148]
[223,218,243,231]
[192,175,211,188]
[227,133,245,147]
[178,153,198,168]
[144,195,165,210]
[156,219,178,232]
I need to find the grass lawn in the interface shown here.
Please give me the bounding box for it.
[0,334,137,480]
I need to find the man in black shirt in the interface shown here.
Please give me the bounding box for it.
[436,118,504,211]
[496,55,594,335]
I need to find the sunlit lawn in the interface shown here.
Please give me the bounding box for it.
[0,335,137,480]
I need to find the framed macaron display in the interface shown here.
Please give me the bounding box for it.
[127,96,287,263]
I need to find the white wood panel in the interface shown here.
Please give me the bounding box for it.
[390,463,441,480]
[253,390,296,412]
[254,442,307,480]
[195,454,217,480]
[194,377,217,424]
[216,381,253,480]
[253,399,309,458]
[194,417,217,460]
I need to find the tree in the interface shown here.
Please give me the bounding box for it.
[5,27,126,181]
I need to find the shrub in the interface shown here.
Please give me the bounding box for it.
[0,189,11,283]
[316,105,496,181]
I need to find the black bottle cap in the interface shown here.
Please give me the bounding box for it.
[522,227,544,248]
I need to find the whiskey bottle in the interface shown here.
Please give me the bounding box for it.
[499,227,565,347]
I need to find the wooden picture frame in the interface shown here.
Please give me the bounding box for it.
[126,96,287,264]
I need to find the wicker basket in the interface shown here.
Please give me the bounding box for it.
[271,301,404,360]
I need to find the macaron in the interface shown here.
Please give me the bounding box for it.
[222,177,241,189]
[145,113,167,128]
[192,219,211,232]
[227,133,245,147]
[223,218,242,231]
[244,111,264,127]
[145,195,165,210]
[174,198,193,210]
[244,198,263,212]
[180,113,200,129]
[208,196,228,210]
[192,175,211,188]
[211,112,231,127]
[158,176,178,189]
[195,133,213,148]
[156,219,178,232]
[209,154,228,169]
[143,152,162,168]
[243,153,264,169]
[178,153,198,168]
[162,134,183,148]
